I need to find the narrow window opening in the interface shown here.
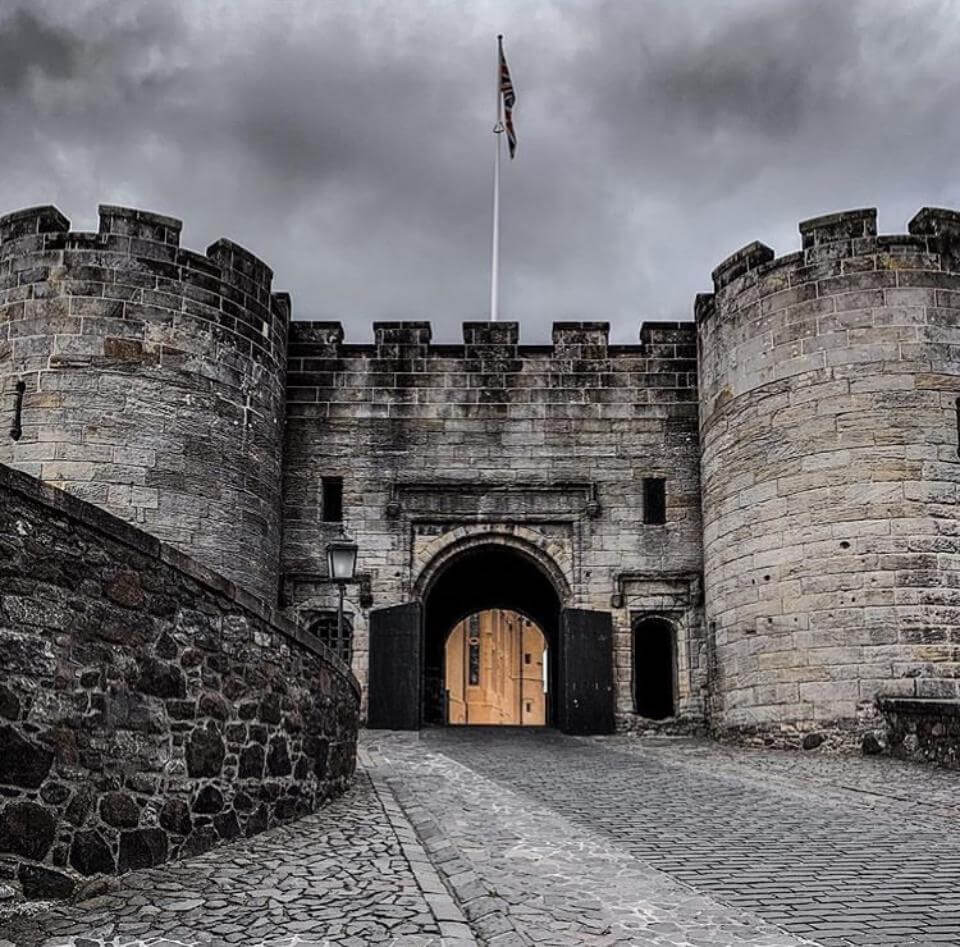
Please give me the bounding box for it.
[524,653,531,665]
[322,476,343,522]
[643,477,666,525]
[9,380,25,441]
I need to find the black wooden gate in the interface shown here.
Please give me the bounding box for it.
[367,602,421,730]
[557,607,615,735]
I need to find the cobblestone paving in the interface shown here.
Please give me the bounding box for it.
[367,733,808,947]
[4,730,958,947]
[415,728,960,947]
[0,771,461,947]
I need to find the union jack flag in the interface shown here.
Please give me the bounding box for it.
[498,36,517,158]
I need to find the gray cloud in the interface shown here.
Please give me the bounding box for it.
[0,9,78,90]
[1,0,960,342]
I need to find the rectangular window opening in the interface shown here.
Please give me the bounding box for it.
[321,477,343,522]
[643,477,666,525]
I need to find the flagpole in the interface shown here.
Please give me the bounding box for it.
[490,35,503,323]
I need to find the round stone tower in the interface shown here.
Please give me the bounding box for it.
[697,207,960,740]
[0,204,288,602]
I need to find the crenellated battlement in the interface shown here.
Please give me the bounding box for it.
[0,204,289,358]
[289,319,694,357]
[284,320,698,424]
[697,206,960,327]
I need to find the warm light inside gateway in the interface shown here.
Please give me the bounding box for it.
[444,609,547,726]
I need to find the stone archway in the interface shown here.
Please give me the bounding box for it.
[368,533,614,735]
[420,540,565,726]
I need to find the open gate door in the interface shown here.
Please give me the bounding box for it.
[367,602,422,730]
[558,607,615,735]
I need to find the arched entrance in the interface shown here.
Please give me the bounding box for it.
[422,542,562,726]
[444,609,547,726]
[633,615,676,719]
[367,536,615,734]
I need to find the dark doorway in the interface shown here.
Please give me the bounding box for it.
[633,616,675,719]
[423,544,561,727]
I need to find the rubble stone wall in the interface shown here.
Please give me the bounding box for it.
[698,207,960,742]
[0,462,359,900]
[878,697,960,769]
[0,205,289,602]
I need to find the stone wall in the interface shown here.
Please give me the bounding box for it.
[281,320,705,723]
[697,207,960,742]
[0,462,359,901]
[0,205,289,602]
[878,697,960,769]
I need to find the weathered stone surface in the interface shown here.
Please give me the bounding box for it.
[40,782,70,805]
[186,727,225,777]
[64,783,96,827]
[267,736,291,776]
[69,829,114,876]
[193,785,223,814]
[0,801,56,859]
[199,691,229,720]
[104,571,145,608]
[239,743,265,779]
[99,791,140,828]
[159,798,192,835]
[18,863,75,899]
[137,656,185,699]
[259,693,281,725]
[862,733,884,756]
[213,809,240,839]
[118,827,167,872]
[181,825,218,857]
[0,726,54,788]
[0,685,19,721]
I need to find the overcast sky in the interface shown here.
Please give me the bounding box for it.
[2,1,959,342]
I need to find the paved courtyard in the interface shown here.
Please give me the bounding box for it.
[3,728,960,946]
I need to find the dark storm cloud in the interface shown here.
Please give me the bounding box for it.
[2,0,960,341]
[0,9,78,90]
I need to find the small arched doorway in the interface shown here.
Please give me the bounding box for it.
[633,616,676,719]
[421,542,561,726]
[445,609,547,726]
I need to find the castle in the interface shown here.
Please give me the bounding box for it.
[4,201,960,750]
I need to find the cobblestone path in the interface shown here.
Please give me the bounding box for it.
[367,733,806,947]
[405,728,960,947]
[4,730,959,946]
[0,770,470,947]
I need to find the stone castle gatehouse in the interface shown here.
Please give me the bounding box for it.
[4,202,960,750]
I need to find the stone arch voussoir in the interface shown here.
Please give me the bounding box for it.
[413,525,573,605]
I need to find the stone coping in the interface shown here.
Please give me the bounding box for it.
[0,461,360,700]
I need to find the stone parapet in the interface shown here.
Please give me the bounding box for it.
[0,461,359,901]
